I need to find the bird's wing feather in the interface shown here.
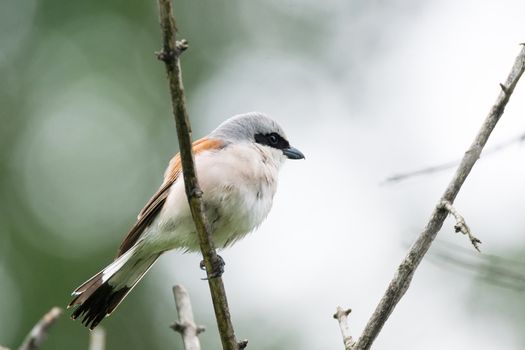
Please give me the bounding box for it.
[116,137,225,257]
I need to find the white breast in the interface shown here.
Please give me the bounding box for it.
[144,142,283,252]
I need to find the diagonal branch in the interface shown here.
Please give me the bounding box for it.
[352,45,525,350]
[18,307,62,350]
[155,1,240,349]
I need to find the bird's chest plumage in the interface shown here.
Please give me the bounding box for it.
[201,144,279,248]
[153,143,281,251]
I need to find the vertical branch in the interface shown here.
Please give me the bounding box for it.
[352,45,525,350]
[333,307,355,350]
[18,307,62,350]
[88,328,106,350]
[155,1,240,349]
[171,285,205,350]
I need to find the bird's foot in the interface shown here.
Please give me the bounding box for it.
[200,255,225,280]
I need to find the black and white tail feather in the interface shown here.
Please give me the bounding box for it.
[68,246,160,329]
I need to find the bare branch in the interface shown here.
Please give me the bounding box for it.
[440,200,481,251]
[383,131,525,184]
[18,307,62,350]
[171,285,205,350]
[384,159,460,184]
[156,1,240,349]
[88,328,105,350]
[333,307,355,350]
[353,45,525,350]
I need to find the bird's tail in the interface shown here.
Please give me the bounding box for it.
[68,246,160,329]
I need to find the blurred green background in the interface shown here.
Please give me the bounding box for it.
[1,1,291,348]
[2,0,525,349]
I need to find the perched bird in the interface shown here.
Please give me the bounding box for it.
[68,112,304,329]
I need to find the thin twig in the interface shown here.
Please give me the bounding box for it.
[352,45,525,350]
[88,328,105,350]
[383,131,525,184]
[155,1,240,349]
[333,307,355,350]
[171,285,205,350]
[18,307,62,350]
[440,200,481,251]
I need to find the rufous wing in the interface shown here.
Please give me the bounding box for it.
[116,137,225,257]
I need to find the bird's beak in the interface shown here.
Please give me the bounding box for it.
[282,146,305,160]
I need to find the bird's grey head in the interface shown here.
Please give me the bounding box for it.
[210,112,305,160]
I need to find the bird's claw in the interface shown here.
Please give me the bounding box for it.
[200,255,225,280]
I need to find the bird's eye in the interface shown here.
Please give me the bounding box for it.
[254,132,289,150]
[268,134,278,145]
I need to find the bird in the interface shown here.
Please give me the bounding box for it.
[68,112,304,329]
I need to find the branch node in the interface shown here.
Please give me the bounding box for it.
[333,308,352,319]
[172,285,206,349]
[238,340,249,349]
[155,49,175,62]
[440,200,482,252]
[333,306,356,350]
[499,83,509,94]
[189,187,203,198]
[170,321,186,333]
[156,39,188,62]
[176,39,189,52]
